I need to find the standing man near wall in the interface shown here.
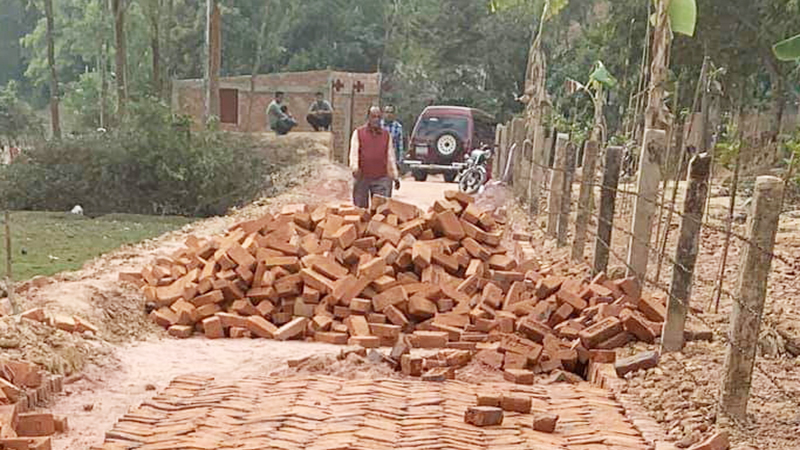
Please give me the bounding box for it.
[381,105,405,173]
[267,91,297,135]
[306,92,333,131]
[350,106,401,209]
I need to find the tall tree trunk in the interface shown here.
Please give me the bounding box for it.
[246,1,269,132]
[100,40,108,129]
[112,0,128,118]
[44,0,61,140]
[204,0,220,122]
[150,5,161,98]
[163,0,173,100]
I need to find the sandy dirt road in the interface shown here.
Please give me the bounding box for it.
[44,171,462,450]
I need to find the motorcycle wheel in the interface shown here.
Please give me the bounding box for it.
[458,168,486,194]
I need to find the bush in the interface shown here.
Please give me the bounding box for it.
[0,99,271,217]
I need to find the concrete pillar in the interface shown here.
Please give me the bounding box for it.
[547,133,569,237]
[557,142,576,247]
[661,153,711,352]
[626,129,665,282]
[720,175,783,421]
[529,125,546,216]
[593,146,622,275]
[572,140,599,261]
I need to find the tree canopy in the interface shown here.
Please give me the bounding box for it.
[0,0,798,137]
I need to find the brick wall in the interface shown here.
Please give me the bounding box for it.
[172,70,381,163]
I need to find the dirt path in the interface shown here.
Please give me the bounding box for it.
[40,169,462,450]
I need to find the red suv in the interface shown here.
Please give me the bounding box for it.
[404,106,496,182]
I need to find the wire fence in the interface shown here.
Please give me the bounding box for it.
[494,124,800,421]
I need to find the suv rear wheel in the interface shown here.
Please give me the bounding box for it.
[443,172,457,183]
[412,170,428,182]
[435,132,460,158]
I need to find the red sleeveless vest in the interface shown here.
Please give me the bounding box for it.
[357,125,390,178]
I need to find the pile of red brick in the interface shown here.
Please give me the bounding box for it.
[17,307,99,336]
[130,190,668,380]
[0,359,66,450]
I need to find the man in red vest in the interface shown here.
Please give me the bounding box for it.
[349,106,400,208]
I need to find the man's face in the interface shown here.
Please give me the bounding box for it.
[368,110,382,128]
[276,94,284,103]
[383,108,395,122]
[316,94,323,102]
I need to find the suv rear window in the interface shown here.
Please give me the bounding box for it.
[414,115,469,141]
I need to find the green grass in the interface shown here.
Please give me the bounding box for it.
[0,211,194,281]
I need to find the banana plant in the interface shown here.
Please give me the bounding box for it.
[773,33,800,61]
[565,61,617,144]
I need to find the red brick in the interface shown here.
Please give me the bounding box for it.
[300,268,335,294]
[345,315,371,336]
[614,350,659,377]
[314,332,349,345]
[371,286,406,312]
[16,413,54,437]
[255,300,275,317]
[357,257,387,281]
[476,392,502,407]
[246,316,278,338]
[595,331,631,349]
[167,325,193,339]
[638,294,667,322]
[409,331,448,348]
[589,349,616,363]
[488,254,516,271]
[150,307,178,328]
[202,316,225,339]
[621,309,657,343]
[53,416,67,433]
[578,317,624,348]
[226,244,256,269]
[401,355,423,376]
[503,351,528,370]
[384,305,409,327]
[461,238,490,261]
[504,369,534,385]
[556,289,588,311]
[331,275,370,304]
[475,350,504,369]
[366,220,402,246]
[532,412,559,433]
[369,323,401,340]
[408,296,437,320]
[688,431,729,450]
[274,317,308,341]
[229,327,250,338]
[332,224,357,249]
[435,210,466,241]
[0,437,51,450]
[348,336,380,348]
[501,395,531,413]
[464,406,503,427]
[20,308,46,323]
[517,317,552,343]
[216,312,248,329]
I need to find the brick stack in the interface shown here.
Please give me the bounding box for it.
[132,190,668,379]
[0,359,67,450]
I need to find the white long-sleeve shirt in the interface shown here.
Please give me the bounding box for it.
[349,126,400,179]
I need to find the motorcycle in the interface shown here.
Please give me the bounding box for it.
[456,144,493,194]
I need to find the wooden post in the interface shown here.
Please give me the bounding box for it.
[720,175,783,421]
[547,133,569,237]
[626,128,665,281]
[593,146,622,275]
[557,142,576,247]
[3,211,16,315]
[529,125,546,216]
[572,140,599,261]
[661,153,711,352]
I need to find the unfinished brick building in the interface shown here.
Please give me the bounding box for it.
[171,70,381,163]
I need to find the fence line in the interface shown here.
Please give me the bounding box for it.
[495,126,799,420]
